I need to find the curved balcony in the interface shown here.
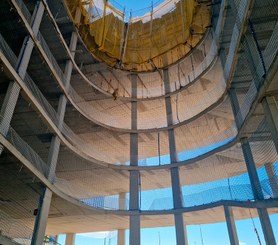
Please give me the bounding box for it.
[1,119,277,215]
[10,0,233,131]
[0,13,277,168]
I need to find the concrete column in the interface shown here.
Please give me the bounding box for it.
[229,88,243,129]
[224,206,239,245]
[65,233,76,245]
[241,138,264,200]
[265,162,278,198]
[31,188,53,245]
[262,96,278,153]
[0,81,21,137]
[222,0,252,81]
[118,192,126,245]
[244,37,260,87]
[241,138,276,245]
[31,7,81,245]
[257,208,276,245]
[163,69,187,245]
[117,229,125,245]
[129,74,140,245]
[0,1,44,155]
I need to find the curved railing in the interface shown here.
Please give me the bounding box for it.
[0,40,237,167]
[36,0,220,101]
[11,0,234,131]
[0,0,275,167]
[1,123,277,214]
[73,28,218,100]
[1,16,277,168]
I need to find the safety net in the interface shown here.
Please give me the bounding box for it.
[64,0,211,71]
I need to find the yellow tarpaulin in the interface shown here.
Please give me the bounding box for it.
[65,0,211,71]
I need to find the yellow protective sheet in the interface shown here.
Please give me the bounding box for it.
[65,0,211,71]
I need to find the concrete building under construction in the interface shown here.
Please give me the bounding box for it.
[0,0,277,244]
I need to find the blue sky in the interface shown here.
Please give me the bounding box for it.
[110,0,154,11]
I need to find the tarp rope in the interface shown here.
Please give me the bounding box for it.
[248,208,262,245]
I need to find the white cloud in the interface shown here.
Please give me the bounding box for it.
[78,231,117,239]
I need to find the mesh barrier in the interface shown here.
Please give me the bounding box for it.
[64,0,211,71]
[36,21,225,130]
[249,119,278,199]
[72,26,217,99]
[234,17,278,129]
[1,0,277,215]
[175,97,237,161]
[47,196,130,234]
[2,117,277,213]
[139,169,173,210]
[0,150,41,244]
[70,57,225,130]
[53,117,278,211]
[5,127,50,177]
[0,32,237,166]
[10,0,234,131]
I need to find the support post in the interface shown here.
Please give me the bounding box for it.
[65,233,76,245]
[241,138,276,245]
[31,7,81,245]
[117,193,126,245]
[31,188,53,245]
[0,1,44,155]
[229,61,276,245]
[164,69,187,245]
[129,74,140,245]
[264,162,278,198]
[241,138,264,200]
[229,88,243,128]
[257,208,276,245]
[224,206,239,245]
[262,96,278,153]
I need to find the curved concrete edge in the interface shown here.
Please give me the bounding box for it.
[58,0,213,74]
[1,132,278,217]
[12,0,227,133]
[42,0,215,101]
[1,49,278,172]
[0,21,278,170]
[0,51,237,172]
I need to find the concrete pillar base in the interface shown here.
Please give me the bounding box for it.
[65,233,76,245]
